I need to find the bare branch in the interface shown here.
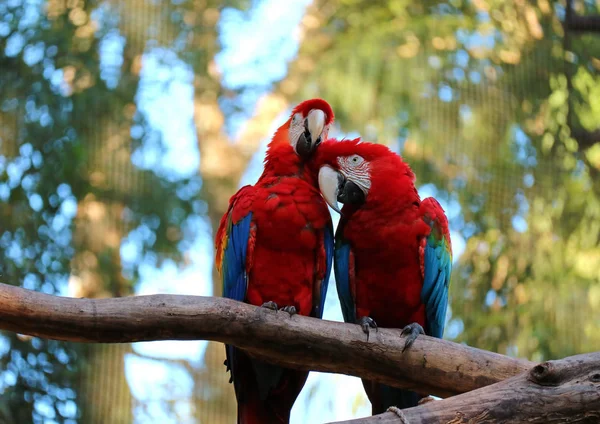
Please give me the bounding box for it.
[333,351,600,423]
[0,282,530,398]
[565,14,600,33]
[573,128,600,150]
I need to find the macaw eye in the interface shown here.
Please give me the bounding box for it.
[348,155,364,167]
[292,113,302,124]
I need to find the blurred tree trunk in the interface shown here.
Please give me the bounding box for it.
[78,344,133,424]
[72,228,134,424]
[71,117,135,424]
[69,0,157,417]
[191,5,245,416]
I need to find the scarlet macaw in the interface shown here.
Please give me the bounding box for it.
[215,99,335,423]
[316,138,452,413]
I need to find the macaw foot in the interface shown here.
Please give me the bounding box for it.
[418,396,436,405]
[279,305,297,316]
[260,301,279,311]
[260,301,297,316]
[356,316,378,341]
[400,322,425,352]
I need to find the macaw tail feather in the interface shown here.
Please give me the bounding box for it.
[237,378,306,424]
[231,348,309,424]
[362,379,422,414]
[237,398,290,424]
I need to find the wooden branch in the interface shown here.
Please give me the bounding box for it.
[334,351,600,423]
[0,282,532,398]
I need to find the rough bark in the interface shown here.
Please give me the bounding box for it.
[0,282,531,398]
[334,352,600,424]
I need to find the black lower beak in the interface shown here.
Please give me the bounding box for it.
[296,130,313,160]
[296,118,323,160]
[337,176,365,206]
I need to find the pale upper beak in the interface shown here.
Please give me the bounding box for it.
[318,165,343,213]
[296,109,326,159]
[306,109,326,145]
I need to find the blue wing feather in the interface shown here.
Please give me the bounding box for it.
[334,221,356,324]
[316,220,335,319]
[222,212,253,303]
[220,211,253,399]
[421,230,452,339]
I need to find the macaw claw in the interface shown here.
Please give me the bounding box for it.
[418,396,436,405]
[401,322,425,352]
[261,301,279,311]
[357,316,378,341]
[279,305,297,316]
[260,301,297,317]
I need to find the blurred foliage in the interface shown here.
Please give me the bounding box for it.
[1,0,600,422]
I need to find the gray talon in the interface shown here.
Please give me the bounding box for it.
[357,316,378,341]
[261,301,279,311]
[401,322,425,352]
[279,305,297,316]
[418,396,436,405]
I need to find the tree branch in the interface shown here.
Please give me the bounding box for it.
[565,14,600,33]
[573,128,600,150]
[334,351,600,423]
[0,282,531,398]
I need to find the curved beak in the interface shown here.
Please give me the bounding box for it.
[307,109,326,144]
[296,109,326,160]
[318,166,343,213]
[319,165,367,214]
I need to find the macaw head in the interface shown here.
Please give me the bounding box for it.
[316,138,417,213]
[275,98,334,160]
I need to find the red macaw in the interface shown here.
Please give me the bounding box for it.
[215,99,335,424]
[316,138,452,413]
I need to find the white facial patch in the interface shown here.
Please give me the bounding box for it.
[288,112,304,150]
[338,154,371,193]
